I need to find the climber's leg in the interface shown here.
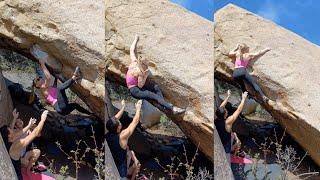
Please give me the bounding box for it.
[57,78,75,91]
[58,103,92,115]
[143,83,164,99]
[129,86,173,110]
[54,79,74,113]
[233,68,247,92]
[243,70,267,99]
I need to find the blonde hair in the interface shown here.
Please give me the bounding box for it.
[28,81,36,104]
[138,56,149,67]
[239,43,249,53]
[29,76,41,104]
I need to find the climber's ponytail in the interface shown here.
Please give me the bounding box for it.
[137,56,149,73]
[28,79,36,104]
[239,43,249,53]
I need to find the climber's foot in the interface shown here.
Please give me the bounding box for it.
[172,106,185,115]
[262,96,269,104]
[72,66,82,82]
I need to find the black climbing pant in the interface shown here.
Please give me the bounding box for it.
[129,84,173,111]
[54,78,91,115]
[233,67,265,97]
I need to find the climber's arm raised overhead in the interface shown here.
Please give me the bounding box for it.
[225,92,248,132]
[39,60,52,87]
[9,109,19,129]
[119,100,142,149]
[228,44,240,57]
[130,35,139,63]
[248,48,271,61]
[114,100,126,120]
[219,90,231,108]
[18,110,48,148]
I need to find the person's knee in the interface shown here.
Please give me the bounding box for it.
[33,149,41,158]
[30,149,41,161]
[154,84,161,91]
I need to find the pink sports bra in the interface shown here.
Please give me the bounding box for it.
[46,87,58,106]
[235,58,249,68]
[126,72,138,88]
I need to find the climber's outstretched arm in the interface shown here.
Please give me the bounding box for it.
[225,92,247,132]
[130,35,139,62]
[18,110,48,148]
[119,100,142,148]
[248,48,271,61]
[228,44,240,57]
[219,90,231,108]
[30,46,52,86]
[114,100,126,120]
[37,60,52,88]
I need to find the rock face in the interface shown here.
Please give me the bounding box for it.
[0,69,17,180]
[0,70,13,128]
[105,80,120,178]
[215,4,320,166]
[140,100,163,129]
[214,129,234,179]
[106,0,214,161]
[0,0,105,119]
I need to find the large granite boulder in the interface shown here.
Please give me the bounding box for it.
[0,69,17,180]
[215,4,320,166]
[0,0,105,119]
[106,0,214,161]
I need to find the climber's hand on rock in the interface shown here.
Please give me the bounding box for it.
[121,100,126,107]
[135,34,139,41]
[265,47,271,52]
[242,92,248,100]
[28,118,37,127]
[39,58,46,65]
[41,110,49,121]
[144,69,150,75]
[227,89,231,97]
[135,100,142,110]
[12,109,19,120]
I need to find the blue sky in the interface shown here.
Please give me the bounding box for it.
[171,0,214,21]
[214,0,320,45]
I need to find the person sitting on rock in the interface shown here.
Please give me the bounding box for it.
[105,100,142,180]
[125,35,185,115]
[30,46,93,116]
[229,43,271,103]
[214,89,248,163]
[2,110,49,180]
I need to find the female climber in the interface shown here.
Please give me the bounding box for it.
[126,35,185,114]
[30,46,93,116]
[229,43,271,102]
[2,110,49,180]
[215,89,248,162]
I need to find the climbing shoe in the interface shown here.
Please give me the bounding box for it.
[262,96,269,104]
[172,106,185,115]
[73,66,82,82]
